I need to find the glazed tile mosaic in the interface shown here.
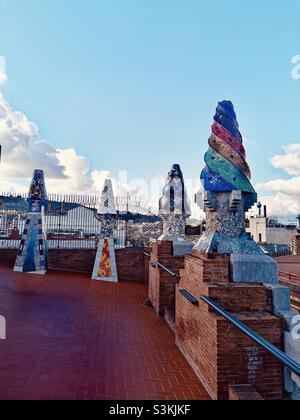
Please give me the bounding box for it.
[98,179,117,215]
[13,170,48,275]
[201,100,256,196]
[195,101,261,255]
[158,164,191,242]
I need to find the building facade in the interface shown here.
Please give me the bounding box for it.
[247,216,297,248]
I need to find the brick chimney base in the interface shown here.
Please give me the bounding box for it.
[148,241,185,318]
[176,251,284,400]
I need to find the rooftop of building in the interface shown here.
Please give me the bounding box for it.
[0,265,210,401]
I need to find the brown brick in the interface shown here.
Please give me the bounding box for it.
[0,248,147,282]
[148,241,185,317]
[229,385,264,400]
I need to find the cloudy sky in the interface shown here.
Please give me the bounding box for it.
[0,0,300,218]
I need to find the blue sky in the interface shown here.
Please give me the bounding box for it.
[0,0,300,216]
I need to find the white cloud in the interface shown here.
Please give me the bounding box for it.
[270,144,300,175]
[0,91,113,195]
[0,56,7,85]
[255,194,300,217]
[0,91,138,200]
[0,58,110,194]
[257,176,300,197]
[45,150,111,195]
[0,93,67,182]
[0,56,137,199]
[257,144,300,216]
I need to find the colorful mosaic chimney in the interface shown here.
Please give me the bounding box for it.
[14,170,48,275]
[201,101,255,195]
[92,179,118,283]
[193,102,299,397]
[195,101,278,283]
[159,164,191,242]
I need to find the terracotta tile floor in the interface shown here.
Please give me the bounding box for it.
[0,266,210,400]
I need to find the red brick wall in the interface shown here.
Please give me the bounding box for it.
[0,249,16,266]
[148,241,185,316]
[176,251,284,401]
[0,248,146,282]
[183,251,230,286]
[116,248,147,283]
[216,314,282,400]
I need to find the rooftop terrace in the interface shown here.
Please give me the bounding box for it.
[0,266,210,401]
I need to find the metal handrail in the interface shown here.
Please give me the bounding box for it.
[201,295,300,378]
[144,252,179,279]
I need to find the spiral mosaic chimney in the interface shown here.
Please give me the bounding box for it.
[195,101,278,283]
[158,164,193,256]
[13,170,48,275]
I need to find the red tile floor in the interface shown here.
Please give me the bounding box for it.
[0,266,210,400]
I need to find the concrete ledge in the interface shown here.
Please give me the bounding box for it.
[173,241,193,257]
[291,391,300,401]
[284,331,300,390]
[230,254,278,284]
[277,310,299,331]
[265,284,291,314]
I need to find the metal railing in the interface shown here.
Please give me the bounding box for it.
[144,252,179,279]
[0,194,163,250]
[201,295,300,379]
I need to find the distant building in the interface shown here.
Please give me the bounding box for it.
[291,235,300,255]
[247,217,296,247]
[246,204,296,253]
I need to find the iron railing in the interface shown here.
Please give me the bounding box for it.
[0,193,162,249]
[201,296,300,378]
[144,252,179,279]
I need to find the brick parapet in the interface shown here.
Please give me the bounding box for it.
[176,251,284,400]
